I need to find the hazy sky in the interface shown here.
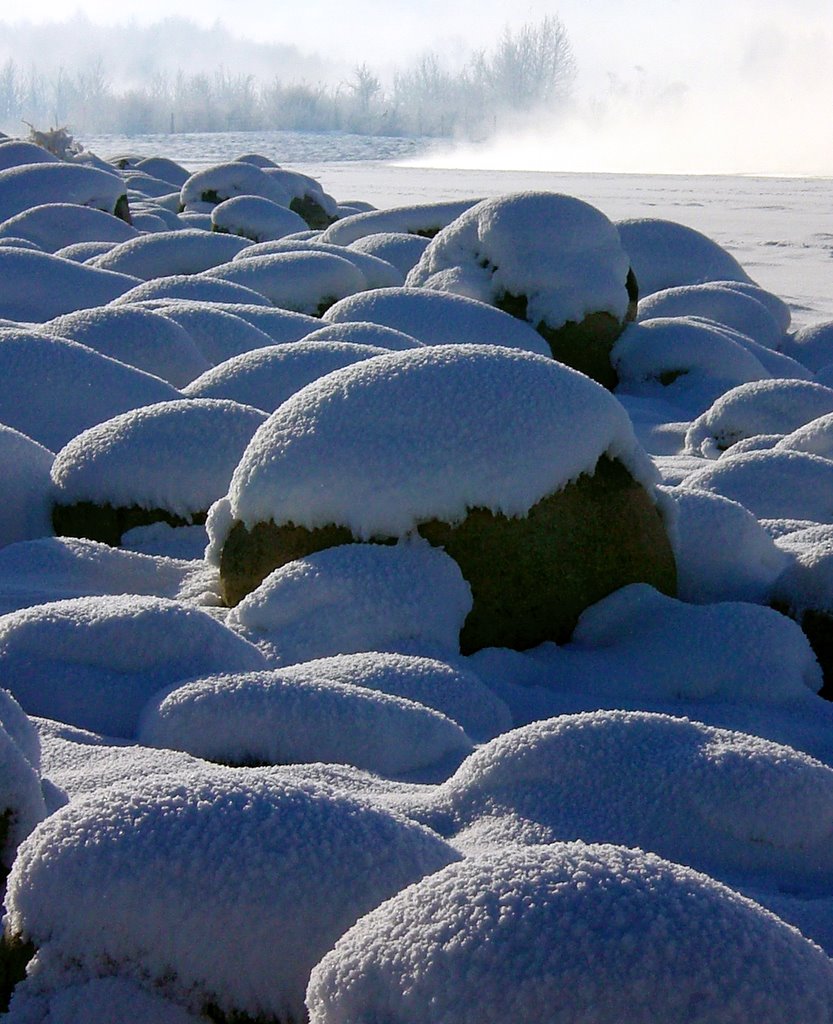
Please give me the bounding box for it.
[5,0,832,173]
[8,0,831,90]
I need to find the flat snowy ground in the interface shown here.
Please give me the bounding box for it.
[2,128,833,1023]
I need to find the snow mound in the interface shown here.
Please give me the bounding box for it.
[0,203,138,252]
[780,320,833,373]
[320,198,479,245]
[139,668,473,775]
[183,340,390,411]
[223,538,473,661]
[0,595,266,737]
[0,162,127,223]
[685,378,833,458]
[221,343,656,540]
[0,536,218,616]
[300,320,423,350]
[89,229,251,279]
[441,711,833,886]
[664,487,791,602]
[638,282,787,349]
[307,841,833,1024]
[51,399,267,519]
[5,771,459,1022]
[773,524,833,617]
[111,273,272,307]
[613,317,773,414]
[406,192,632,330]
[563,583,821,704]
[616,216,754,296]
[211,194,307,241]
[280,651,512,743]
[234,238,404,289]
[0,248,139,321]
[0,689,46,870]
[323,287,550,354]
[777,411,833,459]
[146,301,292,365]
[6,976,206,1024]
[135,156,190,188]
[682,448,833,522]
[43,305,210,387]
[202,251,367,314]
[0,141,59,171]
[0,424,54,549]
[348,231,431,277]
[54,240,118,262]
[180,160,294,208]
[0,329,179,451]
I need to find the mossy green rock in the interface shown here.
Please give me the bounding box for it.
[495,268,638,389]
[53,501,206,547]
[220,456,676,653]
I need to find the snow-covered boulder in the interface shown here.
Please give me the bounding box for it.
[0,162,130,223]
[613,316,774,415]
[202,251,367,315]
[139,668,473,775]
[220,537,473,662]
[307,840,833,1024]
[111,273,273,307]
[211,194,307,241]
[0,203,138,253]
[0,249,139,321]
[638,282,787,350]
[348,231,431,277]
[0,141,59,172]
[406,192,636,386]
[0,536,218,617]
[300,320,423,351]
[234,238,404,289]
[183,339,389,410]
[323,286,550,355]
[0,594,266,736]
[0,689,46,874]
[278,651,512,743]
[0,425,54,549]
[684,378,833,458]
[664,487,791,603]
[780,320,833,373]
[3,770,459,1021]
[616,216,754,296]
[214,344,676,651]
[319,198,480,245]
[51,399,266,546]
[0,330,179,451]
[89,229,251,279]
[43,305,210,387]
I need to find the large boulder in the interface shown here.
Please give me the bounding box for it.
[406,192,637,387]
[212,345,676,652]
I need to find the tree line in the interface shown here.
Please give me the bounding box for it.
[0,17,575,139]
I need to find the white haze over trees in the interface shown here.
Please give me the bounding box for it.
[0,16,575,139]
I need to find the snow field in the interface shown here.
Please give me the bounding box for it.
[0,135,832,1021]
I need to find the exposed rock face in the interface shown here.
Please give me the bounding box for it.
[220,456,677,653]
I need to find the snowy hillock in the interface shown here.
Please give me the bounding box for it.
[2,137,833,1022]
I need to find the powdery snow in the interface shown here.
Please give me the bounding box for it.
[323,286,551,354]
[222,537,473,661]
[307,842,833,1024]
[5,771,459,1022]
[51,399,267,519]
[221,344,660,540]
[0,595,266,737]
[139,669,473,776]
[406,191,631,329]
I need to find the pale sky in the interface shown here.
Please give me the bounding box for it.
[4,0,832,174]
[7,0,832,93]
